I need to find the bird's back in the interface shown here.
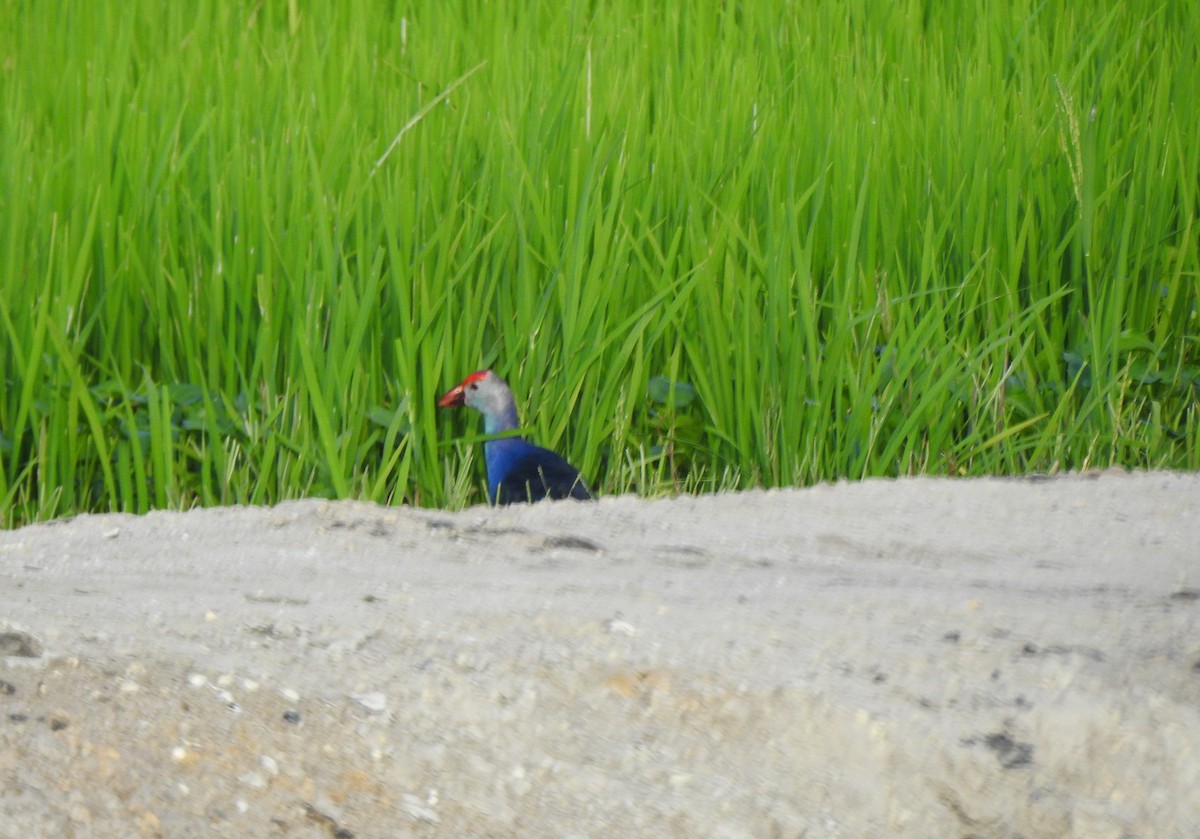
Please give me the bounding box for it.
[494,445,592,504]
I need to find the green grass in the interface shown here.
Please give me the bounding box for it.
[1,0,1197,525]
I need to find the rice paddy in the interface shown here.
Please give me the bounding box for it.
[1,0,1197,524]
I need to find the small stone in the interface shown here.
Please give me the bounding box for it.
[0,630,43,658]
[261,755,279,775]
[187,673,207,688]
[279,687,300,702]
[350,692,387,714]
[240,771,267,790]
[606,619,638,637]
[401,793,440,824]
[102,528,120,539]
[69,804,92,824]
[282,710,301,724]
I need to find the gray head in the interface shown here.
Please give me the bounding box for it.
[438,370,521,432]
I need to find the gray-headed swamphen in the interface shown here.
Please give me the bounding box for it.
[438,370,593,504]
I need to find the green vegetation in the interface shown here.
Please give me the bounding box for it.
[1,1,1197,525]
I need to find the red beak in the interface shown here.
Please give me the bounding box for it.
[439,371,490,408]
[438,384,466,407]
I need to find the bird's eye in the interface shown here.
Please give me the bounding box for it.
[469,383,478,391]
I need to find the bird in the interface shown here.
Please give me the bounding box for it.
[438,370,593,505]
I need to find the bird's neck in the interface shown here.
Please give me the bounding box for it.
[480,402,528,501]
[483,404,521,436]
[482,404,525,476]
